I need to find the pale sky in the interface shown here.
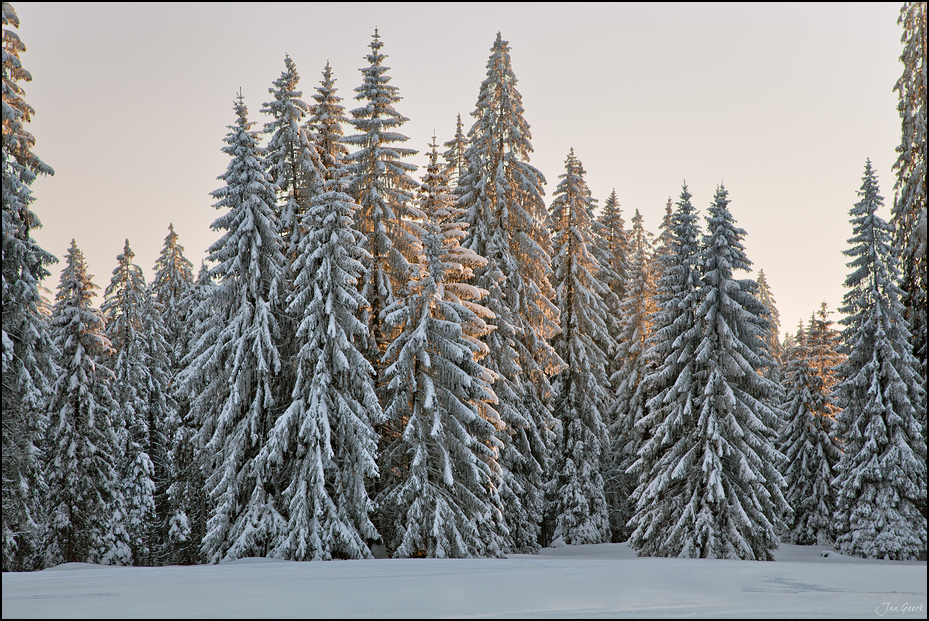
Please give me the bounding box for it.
[14,2,905,339]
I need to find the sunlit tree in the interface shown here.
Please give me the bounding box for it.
[891,1,927,432]
[458,32,563,552]
[606,208,656,543]
[1,0,56,571]
[547,150,611,546]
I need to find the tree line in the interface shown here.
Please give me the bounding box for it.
[2,3,925,570]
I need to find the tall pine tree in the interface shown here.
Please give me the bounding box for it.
[778,306,843,546]
[606,208,656,543]
[891,2,927,432]
[547,150,611,546]
[184,93,288,563]
[833,159,926,560]
[458,32,563,552]
[630,185,788,560]
[344,29,423,393]
[44,241,120,566]
[101,240,157,566]
[260,162,381,561]
[378,156,505,556]
[1,0,56,571]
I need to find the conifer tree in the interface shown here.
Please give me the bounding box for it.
[344,29,423,385]
[606,208,656,542]
[891,2,927,428]
[167,262,213,565]
[630,185,787,560]
[596,189,630,306]
[378,160,505,556]
[307,62,350,178]
[442,113,468,188]
[2,1,56,571]
[101,240,157,565]
[458,32,563,552]
[260,162,381,561]
[183,94,288,563]
[628,184,703,555]
[755,269,782,379]
[833,159,926,560]
[262,55,324,258]
[547,150,611,546]
[778,307,843,546]
[139,284,173,564]
[44,241,120,565]
[151,223,194,372]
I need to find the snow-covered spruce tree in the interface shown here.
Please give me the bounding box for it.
[44,241,120,566]
[631,185,788,560]
[627,183,703,556]
[139,283,173,565]
[151,223,194,373]
[778,309,843,546]
[442,113,468,189]
[833,159,927,560]
[458,32,563,552]
[262,54,324,260]
[167,262,213,565]
[186,93,288,563]
[1,0,56,572]
[605,208,656,543]
[417,135,494,346]
[307,61,350,179]
[891,2,927,433]
[344,29,423,387]
[259,162,381,561]
[546,150,611,546]
[755,269,783,381]
[378,174,505,558]
[592,189,628,387]
[101,240,157,565]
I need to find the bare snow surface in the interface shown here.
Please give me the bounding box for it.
[2,543,926,618]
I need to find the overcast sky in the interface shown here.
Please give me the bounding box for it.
[14,2,905,339]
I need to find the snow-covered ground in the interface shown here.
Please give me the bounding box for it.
[2,542,926,618]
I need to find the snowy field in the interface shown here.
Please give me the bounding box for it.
[2,542,926,619]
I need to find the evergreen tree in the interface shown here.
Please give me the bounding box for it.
[833,159,927,560]
[262,54,324,258]
[2,0,56,571]
[627,183,703,555]
[442,113,468,188]
[139,283,173,565]
[755,269,782,379]
[184,93,288,563]
[605,208,656,543]
[167,262,213,565]
[378,160,505,556]
[101,240,157,565]
[307,61,350,178]
[596,189,630,306]
[44,241,120,565]
[630,185,788,560]
[458,32,563,552]
[547,150,611,546]
[891,2,927,430]
[778,307,843,546]
[260,163,381,561]
[151,223,194,372]
[344,29,423,387]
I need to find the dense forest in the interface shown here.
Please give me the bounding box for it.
[2,2,925,570]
